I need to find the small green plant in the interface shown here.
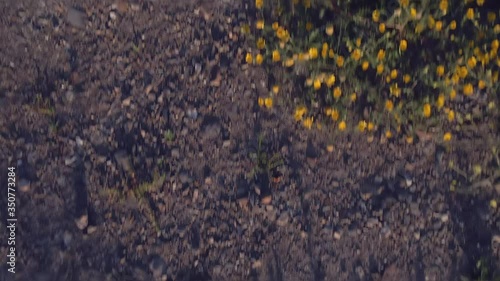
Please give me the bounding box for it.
[247,133,284,181]
[460,257,500,281]
[164,129,175,142]
[100,171,165,233]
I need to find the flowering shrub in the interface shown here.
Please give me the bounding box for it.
[244,0,499,142]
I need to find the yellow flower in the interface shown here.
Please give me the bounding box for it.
[443,132,452,141]
[272,22,280,31]
[448,110,455,122]
[256,0,263,9]
[377,49,385,61]
[399,0,409,7]
[241,24,250,34]
[390,69,398,79]
[284,58,294,67]
[390,83,401,97]
[294,106,307,121]
[331,109,339,121]
[303,117,313,129]
[326,74,336,87]
[256,20,264,29]
[276,27,289,42]
[379,23,386,33]
[309,47,318,59]
[478,80,486,90]
[435,21,443,31]
[303,0,311,8]
[450,89,457,99]
[367,122,375,131]
[449,20,456,30]
[385,100,394,112]
[333,87,342,99]
[272,50,281,62]
[356,38,362,47]
[467,56,477,68]
[488,12,496,23]
[439,0,448,14]
[325,25,334,36]
[257,38,265,49]
[403,74,411,84]
[490,199,498,209]
[372,10,380,22]
[436,94,445,109]
[352,49,362,61]
[400,39,408,51]
[358,120,367,132]
[406,136,414,144]
[321,43,328,58]
[386,75,391,83]
[385,130,392,139]
[305,22,313,31]
[362,61,369,71]
[495,24,500,34]
[313,79,321,90]
[338,121,346,131]
[264,97,273,108]
[476,0,484,6]
[492,39,499,50]
[423,103,431,117]
[328,49,335,58]
[350,93,357,102]
[255,54,263,65]
[466,8,474,20]
[458,67,467,79]
[428,15,435,29]
[410,8,417,19]
[376,64,384,75]
[258,97,264,107]
[336,56,344,67]
[415,22,425,33]
[272,85,279,94]
[246,53,253,64]
[436,65,445,77]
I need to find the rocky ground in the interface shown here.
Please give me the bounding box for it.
[0,0,499,281]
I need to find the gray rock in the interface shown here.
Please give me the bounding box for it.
[67,7,86,28]
[114,150,133,173]
[186,108,198,119]
[171,148,180,159]
[149,255,168,280]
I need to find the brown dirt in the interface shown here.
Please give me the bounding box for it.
[0,0,499,281]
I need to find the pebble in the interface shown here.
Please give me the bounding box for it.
[171,148,180,159]
[186,108,198,119]
[75,136,83,146]
[333,231,342,240]
[114,150,132,173]
[366,218,380,228]
[67,7,86,28]
[179,172,192,184]
[19,179,31,192]
[63,231,73,248]
[75,214,88,230]
[87,226,97,234]
[65,155,78,166]
[261,195,272,205]
[381,226,391,238]
[276,212,289,227]
[414,231,421,241]
[149,255,168,280]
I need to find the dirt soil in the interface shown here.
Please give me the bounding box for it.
[0,0,499,281]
